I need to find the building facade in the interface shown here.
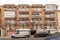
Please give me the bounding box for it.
[0,4,58,37]
[57,10,60,32]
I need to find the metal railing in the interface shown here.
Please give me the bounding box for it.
[18,8,29,11]
[32,8,42,11]
[5,8,15,11]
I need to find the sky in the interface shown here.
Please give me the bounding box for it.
[0,0,60,10]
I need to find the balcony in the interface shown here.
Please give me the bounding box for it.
[18,21,29,23]
[45,26,50,29]
[18,8,29,11]
[45,21,55,24]
[18,15,29,18]
[4,4,16,11]
[5,20,15,25]
[4,8,15,11]
[32,16,42,18]
[4,11,15,18]
[45,14,55,18]
[32,8,42,11]
[30,20,42,23]
[18,4,29,11]
[32,15,42,18]
[32,14,42,17]
[18,21,29,24]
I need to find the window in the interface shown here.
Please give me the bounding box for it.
[19,18,23,21]
[45,5,56,11]
[52,5,56,9]
[46,5,51,9]
[47,5,51,9]
[16,30,19,34]
[24,18,28,21]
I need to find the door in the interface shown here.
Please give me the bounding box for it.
[19,32,25,37]
[15,32,24,37]
[0,29,1,36]
[15,31,24,37]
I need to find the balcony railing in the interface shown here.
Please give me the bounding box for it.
[32,8,42,11]
[31,21,42,23]
[18,8,29,11]
[45,21,55,24]
[18,21,29,23]
[18,21,29,24]
[5,8,15,11]
[4,11,16,18]
[18,15,29,18]
[45,15,55,18]
[45,26,50,29]
[5,20,15,25]
[32,16,42,18]
[32,14,42,17]
[4,16,15,18]
[32,14,42,18]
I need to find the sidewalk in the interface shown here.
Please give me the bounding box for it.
[0,36,11,38]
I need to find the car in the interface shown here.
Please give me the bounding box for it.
[45,32,60,40]
[11,29,30,38]
[45,36,60,40]
[34,32,50,37]
[54,37,60,40]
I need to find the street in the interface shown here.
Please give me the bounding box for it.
[0,37,45,40]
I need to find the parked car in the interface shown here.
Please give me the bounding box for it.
[52,37,60,40]
[11,29,30,38]
[45,32,60,40]
[30,29,36,35]
[34,32,50,37]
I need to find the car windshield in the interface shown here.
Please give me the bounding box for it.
[51,32,60,38]
[16,30,19,34]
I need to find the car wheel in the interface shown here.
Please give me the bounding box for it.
[34,35,39,38]
[25,35,29,38]
[12,36,15,39]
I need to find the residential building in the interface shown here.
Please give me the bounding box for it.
[0,4,58,36]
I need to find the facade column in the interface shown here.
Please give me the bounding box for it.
[55,10,58,29]
[15,7,19,30]
[29,7,32,28]
[42,9,45,29]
